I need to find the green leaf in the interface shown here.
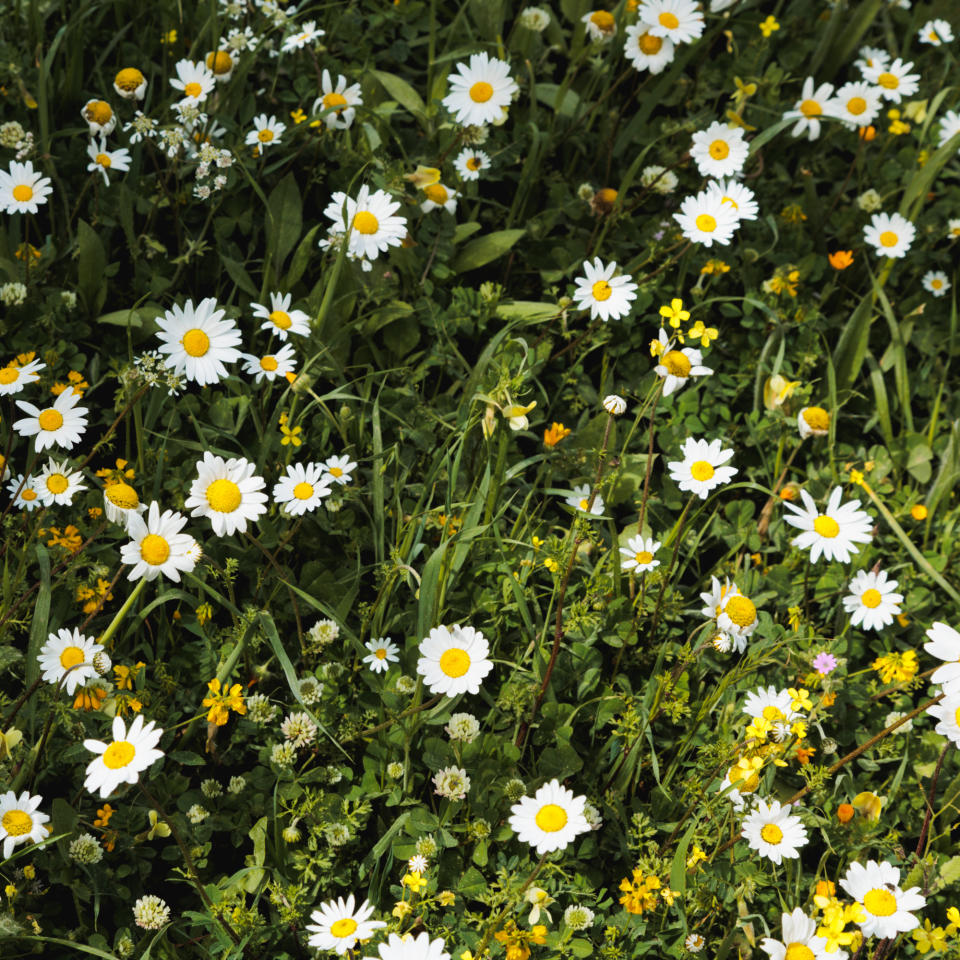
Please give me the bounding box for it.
[285,223,321,290]
[371,70,427,124]
[265,173,303,275]
[832,293,876,390]
[451,229,525,274]
[495,301,559,321]
[76,219,107,315]
[453,221,482,244]
[221,253,259,297]
[534,82,581,117]
[245,816,268,892]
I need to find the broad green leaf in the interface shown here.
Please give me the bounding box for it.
[372,70,427,124]
[265,172,302,274]
[76,219,107,315]
[451,229,525,273]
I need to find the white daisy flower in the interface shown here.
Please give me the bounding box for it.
[454,148,491,181]
[674,188,740,247]
[0,357,44,395]
[653,329,713,396]
[323,185,407,263]
[313,70,363,130]
[103,482,147,530]
[741,686,799,722]
[853,46,890,74]
[0,161,53,215]
[690,121,749,178]
[241,342,297,383]
[919,19,954,45]
[828,81,882,128]
[443,52,518,127]
[717,592,759,650]
[926,694,960,745]
[566,483,604,516]
[839,860,925,939]
[204,50,235,82]
[640,0,704,44]
[155,297,243,387]
[759,908,831,960]
[320,454,355,487]
[421,183,459,214]
[719,765,759,810]
[938,110,960,149]
[784,78,835,140]
[251,292,310,340]
[245,114,286,151]
[0,791,50,860]
[282,20,325,52]
[7,474,42,511]
[706,178,758,222]
[185,452,268,537]
[948,219,960,240]
[842,569,902,631]
[571,257,638,321]
[408,854,429,873]
[306,894,386,954]
[508,779,591,855]
[782,486,873,564]
[582,10,617,42]
[119,501,198,582]
[86,137,131,186]
[923,622,960,695]
[169,59,216,106]
[13,389,89,453]
[603,395,627,415]
[416,624,493,697]
[741,799,807,864]
[37,628,104,696]
[363,638,400,673]
[640,164,678,193]
[623,24,675,74]
[80,99,117,136]
[83,714,165,799]
[700,575,742,620]
[35,458,86,507]
[619,535,661,572]
[797,406,830,438]
[863,212,915,258]
[922,270,951,297]
[667,437,737,499]
[362,932,450,960]
[113,68,147,100]
[273,462,332,516]
[861,57,919,103]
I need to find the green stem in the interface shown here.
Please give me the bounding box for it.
[97,578,147,649]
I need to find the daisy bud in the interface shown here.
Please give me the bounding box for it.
[603,394,627,416]
[92,651,112,676]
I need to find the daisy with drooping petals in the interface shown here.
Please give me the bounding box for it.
[363,932,450,960]
[204,50,235,82]
[83,714,165,799]
[919,19,954,45]
[571,257,638,321]
[842,569,902,631]
[245,114,286,150]
[363,638,400,674]
[306,894,386,954]
[674,188,740,247]
[926,694,960,745]
[119,501,198,582]
[854,46,889,74]
[282,20,325,52]
[923,271,950,297]
[454,148,491,181]
[828,81,881,128]
[322,454,357,486]
[938,110,960,150]
[924,622,960,695]
[582,10,617,42]
[169,59,216,106]
[717,592,759,650]
[323,185,407,263]
[313,70,363,130]
[35,458,86,507]
[7,474,42,511]
[620,535,661,573]
[242,342,297,383]
[707,179,759,222]
[623,24,675,74]
[103,482,146,529]
[443,52,519,126]
[185,452,268,537]
[700,575,742,621]
[641,0,704,44]
[0,357,44,395]
[13,389,89,453]
[759,908,831,960]
[741,799,807,864]
[864,212,915,258]
[667,437,737,499]
[114,67,147,100]
[273,462,332,516]
[784,78,834,140]
[782,486,873,563]
[0,161,54,215]
[37,628,104,695]
[155,297,243,386]
[566,483,604,516]
[80,100,117,136]
[251,292,310,340]
[653,329,713,396]
[421,183,459,214]
[861,58,919,103]
[87,137,131,186]
[797,406,830,438]
[840,860,925,939]
[0,791,50,860]
[508,779,591,855]
[690,122,749,178]
[416,624,493,697]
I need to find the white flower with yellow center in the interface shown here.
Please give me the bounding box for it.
[922,270,951,297]
[0,791,49,860]
[80,99,117,136]
[322,454,357,486]
[273,462,332,516]
[508,779,591,854]
[571,257,638,321]
[113,67,147,100]
[784,78,835,140]
[853,46,889,74]
[454,148,491,181]
[938,110,960,150]
[86,137,131,186]
[700,575,742,620]
[718,593,759,650]
[741,686,799,722]
[204,49,235,82]
[861,57,919,103]
[421,183,459,214]
[103,481,147,529]
[416,624,493,697]
[797,406,830,438]
[251,292,310,340]
[306,894,386,954]
[620,535,660,572]
[120,501,198,582]
[842,569,902,631]
[155,297,243,386]
[707,178,759,222]
[241,342,297,383]
[864,212,915,259]
[926,694,960,745]
[690,121,749,178]
[36,458,86,506]
[582,9,617,42]
[282,20,325,52]
[362,932,450,960]
[919,18,954,45]
[313,70,363,130]
[13,388,89,453]
[7,474,42,511]
[443,52,518,127]
[0,161,53,215]
[83,714,165,798]
[624,23,675,74]
[185,452,268,537]
[363,638,400,674]
[923,622,960,695]
[839,860,925,939]
[169,59,216,106]
[759,907,831,960]
[37,627,104,695]
[668,437,737,499]
[674,189,740,247]
[323,185,407,262]
[0,357,44,395]
[719,762,760,810]
[742,799,807,864]
[653,328,713,396]
[245,114,286,150]
[827,81,881,128]
[782,486,873,563]
[640,0,704,44]
[566,483,604,516]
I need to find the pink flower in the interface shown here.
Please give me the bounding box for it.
[813,652,837,676]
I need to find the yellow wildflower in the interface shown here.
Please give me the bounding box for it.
[659,298,690,329]
[871,649,918,684]
[759,15,779,36]
[202,678,247,726]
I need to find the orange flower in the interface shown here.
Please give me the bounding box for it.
[821,691,837,707]
[796,746,816,764]
[858,125,876,142]
[911,504,928,521]
[828,250,854,270]
[779,485,797,501]
[94,804,115,827]
[837,803,854,824]
[543,423,571,448]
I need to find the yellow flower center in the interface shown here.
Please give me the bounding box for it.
[762,705,784,721]
[728,764,759,792]
[102,740,136,769]
[847,96,867,115]
[37,409,64,432]
[760,823,783,844]
[260,356,278,371]
[115,68,145,91]
[932,278,943,289]
[658,11,679,29]
[690,460,715,481]
[352,211,379,235]
[695,213,717,232]
[799,99,822,117]
[709,139,730,160]
[954,706,960,728]
[323,91,348,111]
[879,231,898,247]
[46,473,69,494]
[535,803,568,832]
[12,184,33,203]
[269,309,292,329]
[469,81,494,103]
[724,595,756,627]
[784,944,815,960]
[813,515,839,538]
[375,648,388,659]
[258,128,275,143]
[59,646,85,669]
[579,498,590,511]
[590,10,615,30]
[85,100,113,125]
[181,328,210,357]
[466,156,482,171]
[184,81,203,98]
[424,184,449,205]
[206,50,233,74]
[1,810,33,836]
[329,466,344,477]
[140,533,171,566]
[105,482,139,509]
[638,32,663,54]
[863,888,897,917]
[330,918,358,938]
[21,489,37,501]
[206,478,243,513]
[439,647,471,678]
[591,280,613,301]
[661,350,691,377]
[293,482,314,500]
[96,153,112,168]
[861,588,882,609]
[635,551,653,565]
[877,72,899,90]
[802,406,829,431]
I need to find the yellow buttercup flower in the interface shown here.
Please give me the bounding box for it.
[759,15,779,37]
[202,678,247,726]
[659,298,690,329]
[687,320,718,347]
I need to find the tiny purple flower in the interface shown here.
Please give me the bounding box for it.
[813,652,837,676]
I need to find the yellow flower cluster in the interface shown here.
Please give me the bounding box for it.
[202,678,247,726]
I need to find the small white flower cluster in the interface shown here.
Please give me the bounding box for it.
[128,350,188,397]
[432,765,471,801]
[0,282,27,307]
[133,894,171,931]
[0,122,34,160]
[193,142,234,200]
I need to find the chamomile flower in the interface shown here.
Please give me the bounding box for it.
[251,292,310,340]
[640,0,704,44]
[103,482,147,529]
[571,257,638,321]
[840,860,925,939]
[719,763,759,810]
[741,799,807,864]
[363,638,400,674]
[282,20,325,52]
[854,46,890,74]
[421,183,459,214]
[782,486,873,564]
[926,694,960,745]
[623,24,675,73]
[80,100,117,136]
[114,68,147,100]
[7,474,42,511]
[700,576,742,620]
[321,455,357,487]
[35,458,86,506]
[204,50,235,82]
[620,535,661,572]
[707,178,759,221]
[742,686,799,722]
[717,593,759,650]
[566,483,604,516]
[582,10,617,42]
[674,188,740,247]
[784,78,835,140]
[938,110,960,149]
[155,297,243,386]
[843,569,903,631]
[0,161,53,215]
[923,270,951,297]
[919,19,954,45]
[861,58,919,103]
[443,52,519,126]
[508,779,591,855]
[416,624,493,697]
[760,908,831,960]
[37,628,104,696]
[863,212,915,258]
[690,122,749,178]
[169,59,216,106]
[241,342,297,383]
[0,791,50,860]
[0,357,44,395]
[363,932,450,960]
[306,895,386,954]
[923,622,960,695]
[323,185,407,262]
[245,114,286,150]
[797,406,830,438]
[652,329,713,396]
[454,148,491,181]
[185,452,268,537]
[272,462,332,516]
[83,714,165,798]
[120,501,198,583]
[828,81,882,128]
[13,389,89,453]
[86,138,131,186]
[667,437,737,499]
[313,71,363,129]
